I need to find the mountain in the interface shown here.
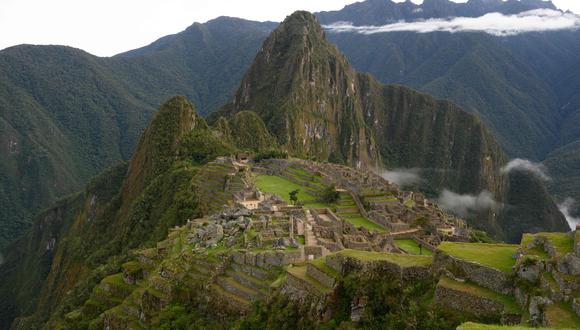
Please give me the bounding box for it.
[218,11,567,241]
[0,17,274,249]
[317,0,557,25]
[0,96,229,328]
[316,0,580,218]
[0,11,570,328]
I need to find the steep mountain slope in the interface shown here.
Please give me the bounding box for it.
[227,11,379,166]
[221,11,567,240]
[0,11,571,327]
[0,17,273,248]
[316,0,580,217]
[0,96,234,328]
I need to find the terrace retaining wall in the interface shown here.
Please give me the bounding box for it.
[434,251,513,295]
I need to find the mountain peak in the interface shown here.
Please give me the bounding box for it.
[229,10,378,166]
[122,96,205,204]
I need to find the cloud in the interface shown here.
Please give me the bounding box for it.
[558,198,580,230]
[324,9,580,36]
[437,189,498,218]
[380,168,422,186]
[500,158,550,181]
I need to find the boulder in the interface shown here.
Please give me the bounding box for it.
[557,253,580,275]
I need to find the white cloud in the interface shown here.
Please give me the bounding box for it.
[437,189,498,218]
[324,9,580,36]
[558,198,580,230]
[500,158,550,181]
[380,168,422,186]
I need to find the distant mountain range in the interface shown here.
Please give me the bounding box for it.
[0,18,274,248]
[0,11,568,328]
[1,0,579,249]
[318,0,557,25]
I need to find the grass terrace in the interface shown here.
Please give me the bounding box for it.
[438,242,518,273]
[341,213,386,232]
[395,239,433,256]
[458,322,537,330]
[287,266,332,293]
[255,175,329,208]
[439,277,520,314]
[337,249,432,267]
[544,302,580,329]
[521,232,574,258]
[309,257,340,279]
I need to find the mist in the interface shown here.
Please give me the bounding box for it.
[437,189,498,218]
[380,168,422,187]
[558,198,580,230]
[324,9,580,36]
[500,158,550,181]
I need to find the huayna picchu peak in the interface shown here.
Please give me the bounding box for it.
[221,11,567,242]
[0,5,578,330]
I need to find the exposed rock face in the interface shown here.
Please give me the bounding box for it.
[225,11,567,241]
[230,11,379,167]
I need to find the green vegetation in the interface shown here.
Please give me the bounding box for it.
[438,242,518,273]
[528,232,574,257]
[289,189,299,205]
[287,266,332,294]
[253,150,288,162]
[320,185,340,204]
[0,19,274,249]
[544,302,580,329]
[341,214,386,232]
[439,277,520,314]
[338,249,432,267]
[457,322,537,330]
[395,239,432,256]
[254,175,328,208]
[309,257,339,279]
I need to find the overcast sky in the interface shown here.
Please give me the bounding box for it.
[1,0,579,57]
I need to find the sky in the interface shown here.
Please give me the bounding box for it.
[0,0,579,57]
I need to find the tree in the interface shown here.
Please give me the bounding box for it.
[289,189,299,205]
[321,185,340,204]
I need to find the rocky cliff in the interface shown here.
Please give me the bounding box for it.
[224,11,567,240]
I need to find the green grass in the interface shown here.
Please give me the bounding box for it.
[310,257,340,279]
[438,242,518,273]
[341,214,386,232]
[337,249,432,267]
[287,266,332,293]
[536,232,574,257]
[457,322,538,330]
[395,239,433,256]
[439,277,520,314]
[297,235,305,245]
[544,302,580,329]
[255,175,329,208]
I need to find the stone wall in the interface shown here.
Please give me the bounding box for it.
[413,236,437,253]
[324,254,431,284]
[231,248,305,268]
[435,284,504,319]
[306,264,336,288]
[434,251,513,295]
